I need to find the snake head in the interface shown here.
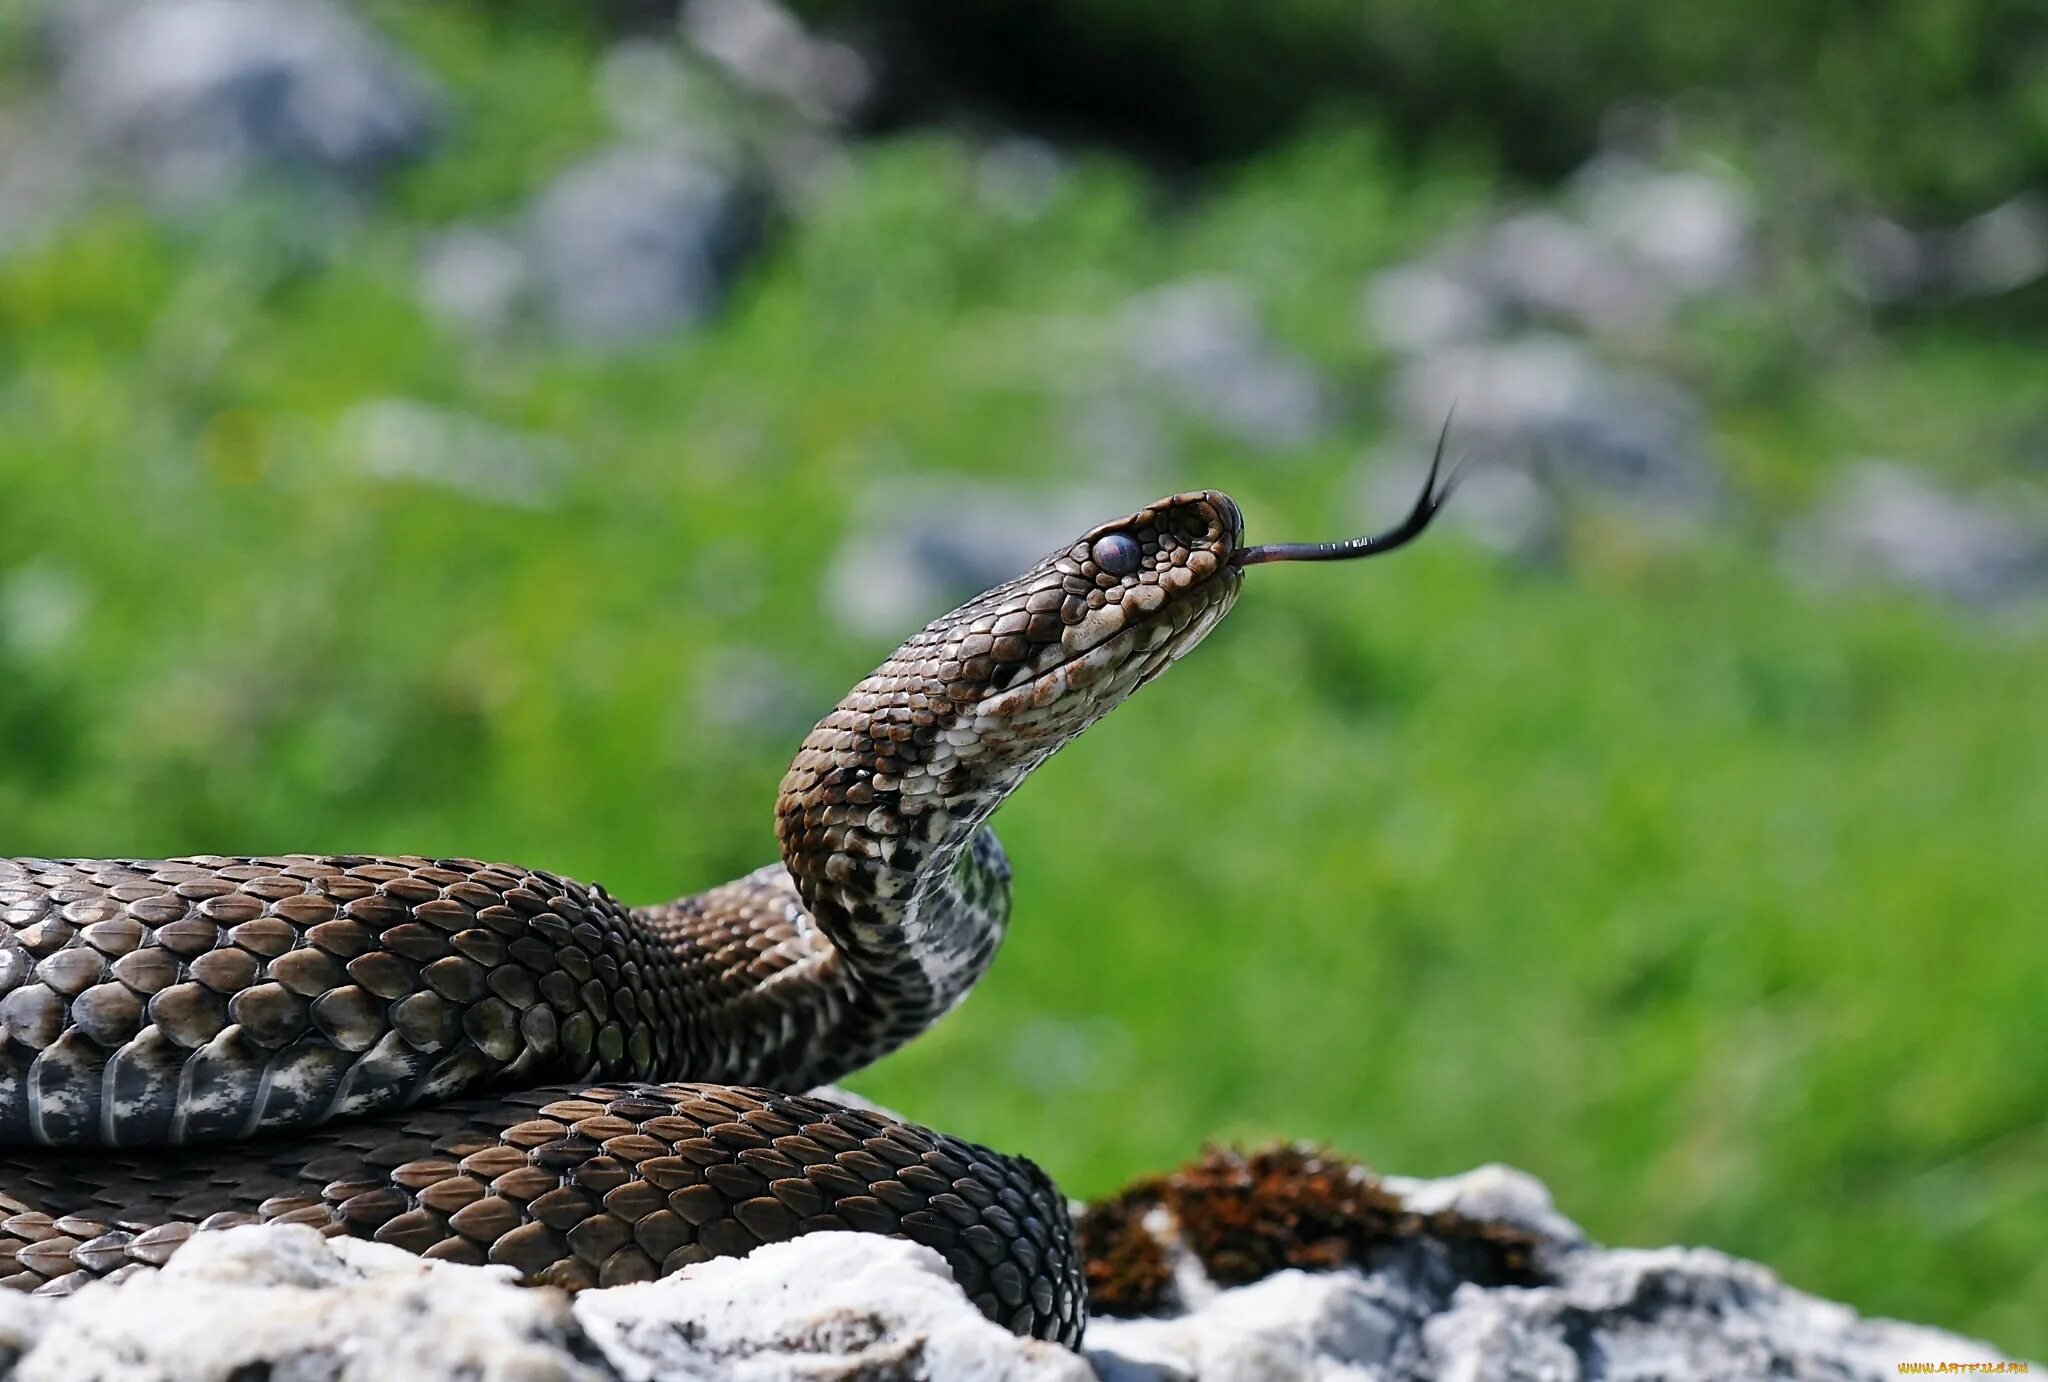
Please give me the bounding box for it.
[776,491,1247,960]
[947,489,1248,727]
[783,493,1245,837]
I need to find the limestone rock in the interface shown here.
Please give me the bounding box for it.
[0,1168,2016,1382]
[579,1234,1093,1382]
[0,1225,597,1381]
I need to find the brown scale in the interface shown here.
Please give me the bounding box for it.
[0,1083,1085,1346]
[0,491,1294,1348]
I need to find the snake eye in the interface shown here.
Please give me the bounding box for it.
[1091,534,1142,576]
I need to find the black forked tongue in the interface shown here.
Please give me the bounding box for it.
[1233,415,1468,567]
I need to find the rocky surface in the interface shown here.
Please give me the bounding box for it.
[0,1160,2013,1382]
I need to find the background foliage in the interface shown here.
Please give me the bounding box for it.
[805,0,2048,212]
[1,0,2044,1357]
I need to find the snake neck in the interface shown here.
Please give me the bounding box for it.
[768,490,1246,1074]
[776,726,1025,1044]
[773,639,1050,1048]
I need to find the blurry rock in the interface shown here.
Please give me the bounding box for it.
[1364,159,1753,358]
[826,483,1132,640]
[1842,194,2048,304]
[680,0,874,127]
[1124,279,1330,451]
[1840,214,1940,304]
[1575,156,1757,297]
[1468,210,1672,342]
[1949,193,2048,298]
[56,0,437,200]
[528,145,763,345]
[416,225,529,332]
[338,398,573,509]
[1360,263,1500,355]
[1393,336,1718,518]
[1798,461,2048,605]
[1382,1163,1589,1252]
[594,37,698,143]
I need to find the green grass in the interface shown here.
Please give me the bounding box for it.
[2,15,2045,1358]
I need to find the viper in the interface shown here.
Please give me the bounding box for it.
[0,442,1460,1347]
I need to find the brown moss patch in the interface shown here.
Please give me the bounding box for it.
[1076,1143,1547,1317]
[1074,1184,1176,1318]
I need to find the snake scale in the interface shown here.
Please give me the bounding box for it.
[0,460,1458,1347]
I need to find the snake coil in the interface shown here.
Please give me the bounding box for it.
[0,458,1460,1345]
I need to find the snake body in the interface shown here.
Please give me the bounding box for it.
[0,490,1259,1346]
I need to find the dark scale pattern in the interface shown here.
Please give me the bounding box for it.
[0,1084,1086,1345]
[0,489,1257,1345]
[0,855,687,1146]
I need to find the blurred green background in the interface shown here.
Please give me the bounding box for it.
[2,0,2045,1357]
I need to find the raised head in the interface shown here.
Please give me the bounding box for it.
[777,438,1464,1014]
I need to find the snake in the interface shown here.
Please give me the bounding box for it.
[0,453,1459,1347]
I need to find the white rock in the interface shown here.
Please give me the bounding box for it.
[1085,1244,2020,1382]
[0,1171,2017,1382]
[2,1225,598,1381]
[1381,1164,1587,1251]
[1420,1247,2015,1382]
[1087,1269,1424,1382]
[579,1233,1092,1382]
